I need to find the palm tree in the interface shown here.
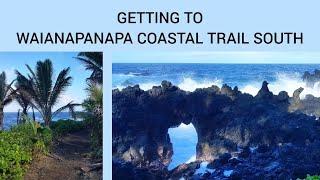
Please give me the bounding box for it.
[0,72,15,130]
[76,52,103,158]
[83,83,102,117]
[83,83,102,156]
[75,52,103,84]
[14,89,30,117]
[15,59,78,126]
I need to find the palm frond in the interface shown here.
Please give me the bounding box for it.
[13,89,31,113]
[75,52,103,84]
[36,59,53,106]
[86,82,103,105]
[48,67,72,106]
[15,70,43,109]
[52,101,81,119]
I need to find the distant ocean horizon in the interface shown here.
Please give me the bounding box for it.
[3,112,73,130]
[112,63,320,169]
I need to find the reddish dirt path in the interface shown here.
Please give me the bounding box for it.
[24,129,102,180]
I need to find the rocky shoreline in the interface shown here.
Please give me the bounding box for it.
[113,71,320,179]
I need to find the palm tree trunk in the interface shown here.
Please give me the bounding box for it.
[32,107,35,121]
[44,110,52,126]
[0,106,4,130]
[44,117,51,126]
[22,108,27,117]
[17,109,20,124]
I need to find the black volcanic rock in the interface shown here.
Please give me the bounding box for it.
[198,143,320,179]
[112,81,188,167]
[169,162,200,179]
[256,81,273,100]
[289,87,320,117]
[302,69,320,87]
[112,158,168,180]
[113,80,320,179]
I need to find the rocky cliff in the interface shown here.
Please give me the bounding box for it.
[112,80,320,179]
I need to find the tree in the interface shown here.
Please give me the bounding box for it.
[15,59,78,126]
[76,52,103,157]
[75,52,103,84]
[0,72,15,130]
[14,89,31,119]
[83,83,103,157]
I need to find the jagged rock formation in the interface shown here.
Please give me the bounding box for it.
[289,87,320,117]
[302,69,320,87]
[112,81,188,167]
[112,80,320,179]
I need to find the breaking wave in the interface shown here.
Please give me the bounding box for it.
[113,73,320,98]
[113,77,222,92]
[177,77,222,92]
[241,72,320,98]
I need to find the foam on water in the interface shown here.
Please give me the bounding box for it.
[113,77,223,92]
[194,162,215,175]
[113,64,320,172]
[241,72,320,98]
[249,146,258,153]
[223,170,233,177]
[177,77,222,92]
[114,72,320,99]
[186,155,196,163]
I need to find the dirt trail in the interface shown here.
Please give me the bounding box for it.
[24,129,102,180]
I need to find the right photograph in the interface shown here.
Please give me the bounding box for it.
[112,53,320,179]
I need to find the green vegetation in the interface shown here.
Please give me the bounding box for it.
[0,53,103,179]
[305,175,320,180]
[14,89,32,123]
[0,116,88,179]
[0,117,52,179]
[76,52,103,159]
[50,119,85,138]
[82,83,103,158]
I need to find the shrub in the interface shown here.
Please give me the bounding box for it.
[0,118,53,179]
[11,118,52,153]
[50,119,85,138]
[0,131,32,179]
[305,175,320,180]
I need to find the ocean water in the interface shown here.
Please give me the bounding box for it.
[3,112,73,130]
[112,63,320,169]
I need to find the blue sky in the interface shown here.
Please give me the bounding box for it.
[113,51,320,64]
[0,52,90,112]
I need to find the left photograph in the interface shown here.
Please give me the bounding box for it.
[0,52,103,180]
